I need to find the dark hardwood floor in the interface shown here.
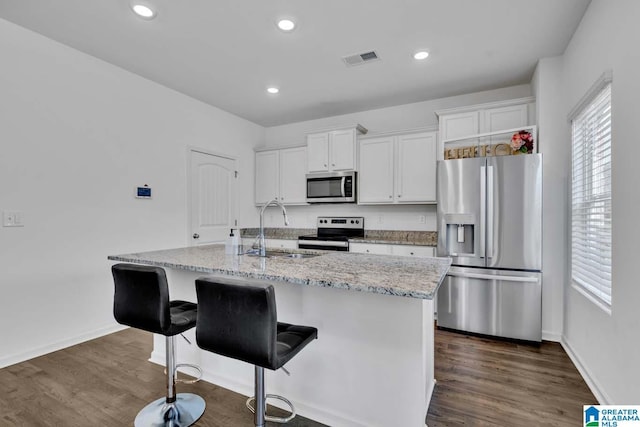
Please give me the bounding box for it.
[0,327,596,426]
[426,328,597,426]
[0,328,324,427]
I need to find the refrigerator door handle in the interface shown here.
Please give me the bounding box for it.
[480,166,486,258]
[447,271,540,283]
[487,165,494,258]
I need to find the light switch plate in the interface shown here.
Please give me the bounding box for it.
[3,211,24,227]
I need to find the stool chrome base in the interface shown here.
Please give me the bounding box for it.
[134,393,205,427]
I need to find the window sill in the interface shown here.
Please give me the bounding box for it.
[571,281,612,316]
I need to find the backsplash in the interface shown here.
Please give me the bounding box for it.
[254,204,437,231]
[241,227,437,246]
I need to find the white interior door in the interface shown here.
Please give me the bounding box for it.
[189,149,237,246]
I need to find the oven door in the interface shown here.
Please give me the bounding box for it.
[306,172,356,203]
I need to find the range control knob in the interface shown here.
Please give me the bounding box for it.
[351,220,355,224]
[356,220,360,224]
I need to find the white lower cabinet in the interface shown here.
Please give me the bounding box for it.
[349,242,392,255]
[389,244,435,258]
[350,242,435,257]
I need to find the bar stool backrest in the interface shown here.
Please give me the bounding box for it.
[112,263,171,335]
[195,279,278,369]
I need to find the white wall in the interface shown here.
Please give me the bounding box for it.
[263,85,532,230]
[0,18,264,367]
[532,56,568,342]
[537,0,640,403]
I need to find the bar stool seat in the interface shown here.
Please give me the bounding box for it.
[195,276,317,427]
[112,263,206,427]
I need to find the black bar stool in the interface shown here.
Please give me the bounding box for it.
[195,277,318,427]
[112,263,206,427]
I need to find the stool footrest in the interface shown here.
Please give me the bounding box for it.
[164,363,203,384]
[246,394,296,423]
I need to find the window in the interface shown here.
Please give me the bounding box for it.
[570,75,612,309]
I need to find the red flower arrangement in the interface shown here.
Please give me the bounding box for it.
[510,130,534,154]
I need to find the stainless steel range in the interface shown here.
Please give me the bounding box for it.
[298,217,364,251]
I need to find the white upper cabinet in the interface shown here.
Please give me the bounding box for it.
[359,130,437,204]
[358,136,395,203]
[483,104,528,133]
[255,150,279,205]
[279,146,308,205]
[306,133,330,173]
[396,132,437,203]
[255,146,307,206]
[439,111,480,141]
[436,97,535,160]
[307,125,366,173]
[330,129,357,171]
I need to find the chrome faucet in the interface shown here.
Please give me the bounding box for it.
[258,198,289,256]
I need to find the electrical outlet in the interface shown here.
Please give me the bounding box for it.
[3,210,24,227]
[418,215,426,224]
[378,215,384,224]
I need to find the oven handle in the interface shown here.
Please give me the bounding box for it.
[298,240,349,248]
[341,177,346,198]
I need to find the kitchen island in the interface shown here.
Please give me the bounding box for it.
[108,245,450,427]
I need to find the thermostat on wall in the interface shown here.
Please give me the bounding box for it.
[135,185,152,199]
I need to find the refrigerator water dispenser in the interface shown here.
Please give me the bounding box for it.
[443,214,475,256]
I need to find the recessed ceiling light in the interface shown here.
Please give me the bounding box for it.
[132,4,156,19]
[413,51,430,60]
[277,19,296,32]
[267,87,280,94]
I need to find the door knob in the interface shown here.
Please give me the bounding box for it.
[193,233,200,239]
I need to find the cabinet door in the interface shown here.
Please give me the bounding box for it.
[439,111,480,142]
[358,137,395,204]
[307,133,330,173]
[396,132,437,203]
[279,146,308,205]
[349,242,392,255]
[255,150,279,205]
[482,104,529,145]
[330,129,356,171]
[390,245,435,258]
[482,104,528,133]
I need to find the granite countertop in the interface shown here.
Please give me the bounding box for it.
[241,228,437,247]
[108,245,450,300]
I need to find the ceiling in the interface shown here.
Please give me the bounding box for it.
[0,0,591,127]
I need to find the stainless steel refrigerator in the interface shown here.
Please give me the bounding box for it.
[436,154,542,342]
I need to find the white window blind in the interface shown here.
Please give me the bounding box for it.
[571,82,612,307]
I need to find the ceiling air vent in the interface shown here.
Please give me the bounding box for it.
[342,50,380,67]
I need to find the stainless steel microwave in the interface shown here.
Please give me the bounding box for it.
[306,171,356,203]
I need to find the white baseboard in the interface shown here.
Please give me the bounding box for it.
[561,336,612,404]
[542,330,562,342]
[0,323,127,369]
